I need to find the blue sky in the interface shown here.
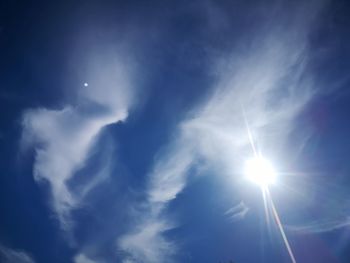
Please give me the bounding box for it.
[1,0,350,262]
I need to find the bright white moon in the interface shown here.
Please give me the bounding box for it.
[245,156,276,187]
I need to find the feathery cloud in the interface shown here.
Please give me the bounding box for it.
[74,253,96,263]
[0,245,35,263]
[287,217,350,234]
[22,52,134,230]
[225,201,250,222]
[118,2,325,262]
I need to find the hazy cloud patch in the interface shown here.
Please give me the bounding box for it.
[0,245,35,263]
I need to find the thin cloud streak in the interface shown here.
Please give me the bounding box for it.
[0,245,35,263]
[118,2,326,262]
[118,140,194,263]
[119,219,175,263]
[287,217,350,234]
[225,201,250,222]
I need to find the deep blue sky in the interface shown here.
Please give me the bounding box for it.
[1,1,350,263]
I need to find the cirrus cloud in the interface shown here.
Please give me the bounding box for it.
[117,1,326,262]
[22,50,135,230]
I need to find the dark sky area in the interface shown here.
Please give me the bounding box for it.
[1,1,350,263]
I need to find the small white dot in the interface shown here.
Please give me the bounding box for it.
[84,82,88,87]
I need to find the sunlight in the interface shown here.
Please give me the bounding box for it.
[244,156,296,262]
[245,156,276,187]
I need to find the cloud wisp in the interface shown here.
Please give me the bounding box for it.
[287,217,350,234]
[74,253,96,263]
[118,2,325,262]
[0,245,35,263]
[22,53,134,230]
[118,142,194,263]
[225,201,250,222]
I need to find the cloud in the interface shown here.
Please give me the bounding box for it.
[118,142,193,263]
[225,201,250,222]
[0,245,35,263]
[285,178,350,235]
[74,253,96,263]
[148,143,195,204]
[118,2,326,262]
[22,52,134,230]
[287,217,350,233]
[119,219,175,263]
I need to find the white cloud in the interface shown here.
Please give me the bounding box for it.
[22,53,134,230]
[0,245,35,263]
[118,2,325,262]
[118,141,194,263]
[148,143,195,204]
[287,217,350,233]
[225,201,250,222]
[74,253,96,263]
[119,219,174,263]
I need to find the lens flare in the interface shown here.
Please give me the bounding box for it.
[242,109,296,262]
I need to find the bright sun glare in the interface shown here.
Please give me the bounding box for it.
[245,156,276,187]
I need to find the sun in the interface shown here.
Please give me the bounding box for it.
[245,156,276,187]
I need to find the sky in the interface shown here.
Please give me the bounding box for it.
[1,0,350,262]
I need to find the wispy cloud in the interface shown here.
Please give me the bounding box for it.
[74,253,96,263]
[119,219,175,263]
[225,201,250,222]
[287,217,350,234]
[118,2,326,262]
[0,245,35,263]
[118,141,193,263]
[22,51,135,230]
